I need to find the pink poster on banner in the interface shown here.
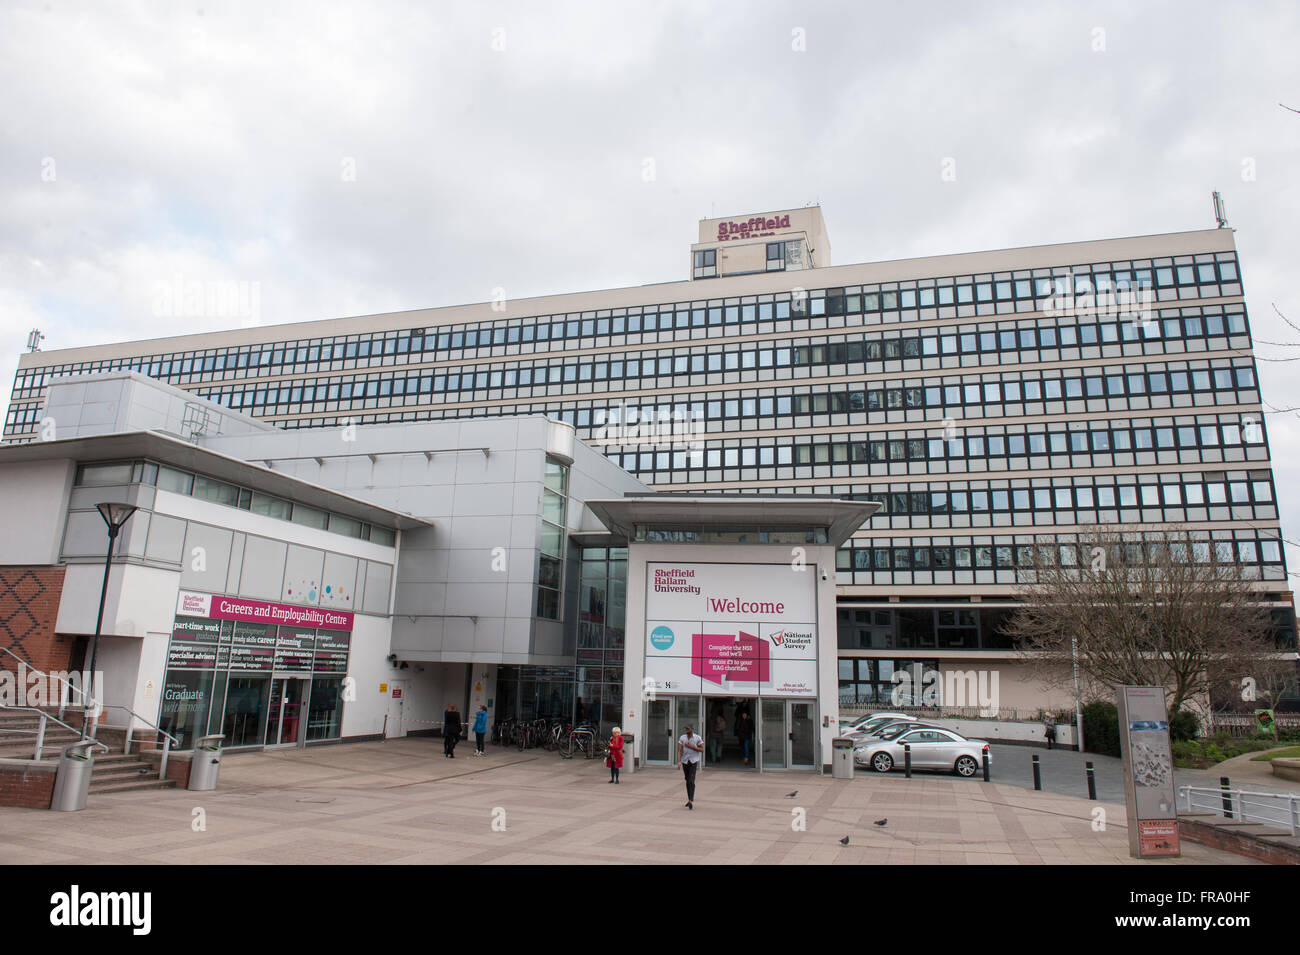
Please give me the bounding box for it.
[691,631,770,685]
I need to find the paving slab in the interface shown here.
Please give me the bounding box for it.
[0,737,1260,865]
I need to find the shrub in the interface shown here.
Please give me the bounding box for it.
[1082,701,1121,757]
[1169,709,1199,742]
[1171,740,1203,762]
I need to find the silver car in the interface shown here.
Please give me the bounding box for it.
[839,711,914,736]
[854,727,991,777]
[849,718,940,741]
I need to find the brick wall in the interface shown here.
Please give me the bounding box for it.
[0,566,71,674]
[1179,817,1300,865]
[0,761,58,809]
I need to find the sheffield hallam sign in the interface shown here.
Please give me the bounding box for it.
[715,214,792,241]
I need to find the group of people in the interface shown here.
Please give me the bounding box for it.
[434,704,719,811]
[441,703,489,758]
[708,701,755,765]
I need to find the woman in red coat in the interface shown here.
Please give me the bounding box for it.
[606,727,624,784]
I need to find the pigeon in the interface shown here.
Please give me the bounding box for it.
[785,790,798,798]
[873,818,887,827]
[839,835,850,845]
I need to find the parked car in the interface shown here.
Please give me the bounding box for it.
[853,727,991,777]
[849,718,938,741]
[839,711,914,736]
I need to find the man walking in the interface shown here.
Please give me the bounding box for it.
[677,723,704,810]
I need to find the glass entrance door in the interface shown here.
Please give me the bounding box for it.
[760,699,786,770]
[266,677,308,747]
[646,698,672,763]
[790,701,817,768]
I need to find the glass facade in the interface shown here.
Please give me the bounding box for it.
[495,546,627,733]
[160,609,351,749]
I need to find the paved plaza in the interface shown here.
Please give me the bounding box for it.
[0,738,1259,865]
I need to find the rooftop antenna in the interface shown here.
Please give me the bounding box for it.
[26,329,44,352]
[1212,191,1229,229]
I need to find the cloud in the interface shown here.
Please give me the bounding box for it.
[2,0,1299,575]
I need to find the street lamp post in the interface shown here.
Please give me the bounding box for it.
[82,502,138,738]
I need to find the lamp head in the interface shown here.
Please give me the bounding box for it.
[96,502,138,531]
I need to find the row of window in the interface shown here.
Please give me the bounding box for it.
[791,417,1267,466]
[6,251,1242,401]
[857,473,1277,516]
[74,460,398,546]
[14,303,1251,405]
[4,353,1265,439]
[838,535,1285,573]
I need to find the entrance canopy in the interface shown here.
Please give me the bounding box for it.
[584,494,879,548]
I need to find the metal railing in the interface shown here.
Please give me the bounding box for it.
[1178,785,1300,836]
[0,705,108,760]
[94,705,180,779]
[0,648,181,775]
[0,647,96,720]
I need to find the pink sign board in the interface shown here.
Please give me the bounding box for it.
[176,590,353,631]
[691,631,770,685]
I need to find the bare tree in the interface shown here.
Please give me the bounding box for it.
[1207,646,1297,742]
[1006,526,1279,717]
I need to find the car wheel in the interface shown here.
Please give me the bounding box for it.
[954,755,978,777]
[870,752,893,773]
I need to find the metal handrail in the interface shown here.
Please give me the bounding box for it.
[0,704,107,760]
[1178,784,1300,836]
[0,647,97,719]
[94,704,180,779]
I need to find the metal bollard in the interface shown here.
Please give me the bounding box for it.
[1085,761,1097,800]
[1220,776,1233,819]
[982,749,990,782]
[904,743,911,778]
[1032,754,1042,791]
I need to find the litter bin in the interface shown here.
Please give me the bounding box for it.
[622,733,635,775]
[51,740,98,811]
[188,734,225,791]
[831,737,856,779]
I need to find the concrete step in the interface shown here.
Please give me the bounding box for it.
[88,778,177,795]
[90,762,156,782]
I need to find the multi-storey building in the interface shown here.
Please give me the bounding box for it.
[6,206,1295,726]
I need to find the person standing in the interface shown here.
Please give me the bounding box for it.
[1043,712,1057,751]
[677,724,703,809]
[444,703,462,758]
[736,711,755,766]
[606,726,624,784]
[472,704,488,756]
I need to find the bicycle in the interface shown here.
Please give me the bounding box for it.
[560,722,605,759]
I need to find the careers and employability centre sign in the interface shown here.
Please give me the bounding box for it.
[175,590,354,631]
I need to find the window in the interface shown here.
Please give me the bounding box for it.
[766,242,785,271]
[537,457,569,620]
[692,249,717,279]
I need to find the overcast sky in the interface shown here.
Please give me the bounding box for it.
[3,0,1299,575]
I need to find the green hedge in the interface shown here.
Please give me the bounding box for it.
[1082,701,1121,757]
